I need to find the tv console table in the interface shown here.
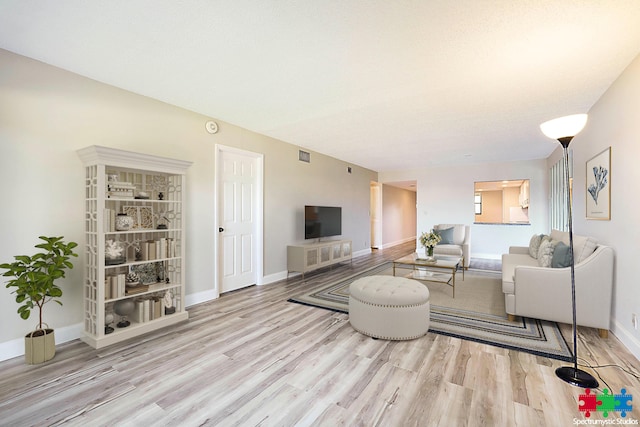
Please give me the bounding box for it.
[287,239,352,278]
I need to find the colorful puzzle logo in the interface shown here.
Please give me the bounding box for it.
[579,388,633,418]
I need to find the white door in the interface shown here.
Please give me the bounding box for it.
[218,148,260,293]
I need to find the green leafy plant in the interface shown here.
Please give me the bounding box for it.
[1,236,78,330]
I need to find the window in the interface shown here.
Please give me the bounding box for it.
[549,157,569,231]
[474,193,482,214]
[474,180,530,224]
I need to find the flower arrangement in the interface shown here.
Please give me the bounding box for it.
[419,229,441,257]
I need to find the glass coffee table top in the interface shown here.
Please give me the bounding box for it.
[392,253,464,297]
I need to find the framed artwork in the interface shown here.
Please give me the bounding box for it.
[123,206,155,229]
[585,147,611,220]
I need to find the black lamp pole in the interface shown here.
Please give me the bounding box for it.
[554,136,599,388]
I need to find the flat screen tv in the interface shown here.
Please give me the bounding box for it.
[305,205,342,239]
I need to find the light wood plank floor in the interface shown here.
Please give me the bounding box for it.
[1,241,638,426]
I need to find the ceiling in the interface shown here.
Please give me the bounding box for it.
[1,1,639,172]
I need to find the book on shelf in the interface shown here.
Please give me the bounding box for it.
[106,273,126,298]
[125,285,149,295]
[107,182,136,190]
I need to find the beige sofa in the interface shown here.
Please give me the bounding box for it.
[433,224,470,268]
[501,229,614,337]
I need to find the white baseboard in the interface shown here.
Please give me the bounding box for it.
[611,318,640,362]
[379,237,416,250]
[262,270,290,285]
[353,248,372,258]
[185,289,218,308]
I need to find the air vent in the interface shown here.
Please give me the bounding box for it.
[299,150,310,163]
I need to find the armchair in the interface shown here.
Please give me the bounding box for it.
[432,224,470,268]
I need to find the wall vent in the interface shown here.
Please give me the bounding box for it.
[299,150,310,163]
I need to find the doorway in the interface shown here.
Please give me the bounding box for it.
[215,145,264,294]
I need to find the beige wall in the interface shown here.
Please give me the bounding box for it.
[381,185,416,247]
[0,49,377,357]
[475,190,502,223]
[381,158,549,258]
[569,53,640,359]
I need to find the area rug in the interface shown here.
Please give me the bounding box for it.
[288,262,572,362]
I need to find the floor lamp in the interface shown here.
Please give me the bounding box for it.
[540,114,599,388]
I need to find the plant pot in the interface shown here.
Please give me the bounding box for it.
[24,328,55,364]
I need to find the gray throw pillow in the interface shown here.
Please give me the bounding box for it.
[551,241,573,268]
[436,227,454,245]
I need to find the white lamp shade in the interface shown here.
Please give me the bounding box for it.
[540,114,588,139]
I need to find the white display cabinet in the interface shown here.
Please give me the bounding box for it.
[77,146,192,349]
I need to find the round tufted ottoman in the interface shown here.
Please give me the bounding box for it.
[349,275,430,340]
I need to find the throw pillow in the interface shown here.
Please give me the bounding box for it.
[528,234,544,259]
[436,227,454,245]
[537,239,558,267]
[572,234,598,263]
[551,242,573,268]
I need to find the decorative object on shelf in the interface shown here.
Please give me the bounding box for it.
[125,272,141,287]
[130,262,164,284]
[0,236,78,364]
[158,192,164,200]
[540,113,598,389]
[123,206,154,229]
[115,213,134,231]
[114,299,135,328]
[164,290,176,315]
[419,229,442,260]
[135,191,150,199]
[586,147,611,220]
[105,239,126,265]
[155,209,174,230]
[105,312,114,334]
[107,173,119,182]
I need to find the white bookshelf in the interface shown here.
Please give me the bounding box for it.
[77,146,192,349]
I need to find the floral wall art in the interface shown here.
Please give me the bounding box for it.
[586,147,611,220]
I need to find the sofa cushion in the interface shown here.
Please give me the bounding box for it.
[551,242,573,268]
[501,253,538,294]
[537,239,558,267]
[436,227,454,245]
[528,234,545,259]
[432,244,463,257]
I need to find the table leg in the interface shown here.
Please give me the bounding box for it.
[452,268,456,298]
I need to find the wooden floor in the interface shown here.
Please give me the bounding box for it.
[1,241,638,426]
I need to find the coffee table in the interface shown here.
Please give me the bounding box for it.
[392,254,464,298]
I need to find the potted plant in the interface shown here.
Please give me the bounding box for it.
[1,236,78,364]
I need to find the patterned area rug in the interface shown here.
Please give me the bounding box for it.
[288,262,572,362]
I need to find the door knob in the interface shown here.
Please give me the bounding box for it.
[219,227,224,232]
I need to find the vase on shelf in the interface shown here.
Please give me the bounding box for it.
[115,213,134,231]
[114,299,135,328]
